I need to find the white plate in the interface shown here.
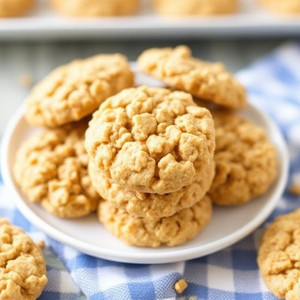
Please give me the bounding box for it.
[1,69,289,264]
[0,0,300,40]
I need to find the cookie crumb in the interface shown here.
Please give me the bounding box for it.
[175,279,188,294]
[36,240,45,249]
[18,73,33,87]
[189,296,197,300]
[289,184,300,195]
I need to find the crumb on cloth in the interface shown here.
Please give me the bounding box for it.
[289,183,300,195]
[36,240,45,249]
[289,173,300,195]
[175,279,188,294]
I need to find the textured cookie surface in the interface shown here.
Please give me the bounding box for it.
[26,54,134,127]
[89,160,214,219]
[14,120,100,218]
[153,0,238,16]
[98,196,212,247]
[138,46,246,109]
[0,0,34,17]
[0,219,47,300]
[259,0,300,14]
[258,209,300,299]
[51,0,139,17]
[85,86,215,194]
[208,111,277,205]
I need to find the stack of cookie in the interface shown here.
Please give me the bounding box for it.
[14,45,278,249]
[14,53,134,219]
[138,45,278,207]
[85,86,216,247]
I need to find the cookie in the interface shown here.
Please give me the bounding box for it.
[26,54,134,127]
[138,46,246,109]
[259,0,300,14]
[153,0,238,16]
[258,209,300,299]
[85,86,215,194]
[208,111,277,206]
[0,0,34,17]
[0,219,47,300]
[98,195,212,247]
[51,0,139,17]
[14,120,100,218]
[89,159,215,219]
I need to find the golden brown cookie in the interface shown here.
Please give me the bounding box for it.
[258,209,300,299]
[208,111,278,206]
[85,86,215,194]
[26,54,134,127]
[153,0,238,16]
[0,219,47,300]
[0,0,34,17]
[89,159,215,219]
[259,0,300,14]
[138,46,246,109]
[14,120,100,218]
[51,0,139,17]
[98,196,212,247]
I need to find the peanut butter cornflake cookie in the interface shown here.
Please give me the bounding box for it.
[209,111,278,206]
[51,0,139,17]
[258,209,300,300]
[85,86,215,194]
[0,0,34,17]
[89,160,215,219]
[259,0,300,14]
[153,0,238,16]
[26,54,134,127]
[98,196,212,247]
[14,120,100,218]
[138,46,247,109]
[0,219,47,300]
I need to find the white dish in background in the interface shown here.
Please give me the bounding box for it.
[1,69,289,264]
[0,0,300,40]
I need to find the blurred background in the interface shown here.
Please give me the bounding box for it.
[0,0,299,132]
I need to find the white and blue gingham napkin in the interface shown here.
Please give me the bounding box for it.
[1,42,300,300]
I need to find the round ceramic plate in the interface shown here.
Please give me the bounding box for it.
[1,69,289,264]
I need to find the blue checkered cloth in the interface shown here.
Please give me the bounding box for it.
[1,42,300,300]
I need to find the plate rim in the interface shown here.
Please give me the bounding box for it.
[1,102,289,264]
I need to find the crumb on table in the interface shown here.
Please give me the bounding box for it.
[175,279,188,294]
[18,73,33,87]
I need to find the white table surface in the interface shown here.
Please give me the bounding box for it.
[0,39,285,133]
